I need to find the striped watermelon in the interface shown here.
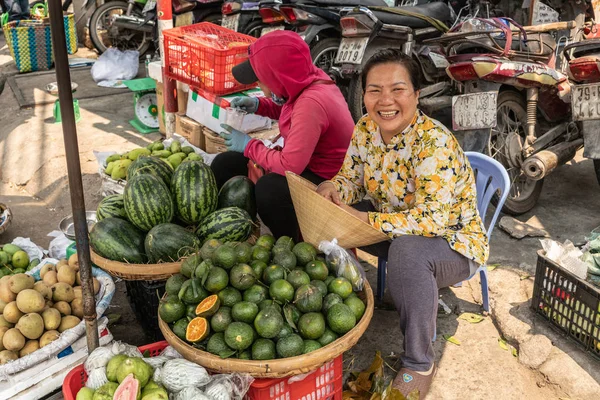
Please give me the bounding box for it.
[96,194,126,221]
[171,161,218,225]
[89,217,147,263]
[145,223,201,263]
[124,174,174,231]
[127,156,173,188]
[196,207,253,243]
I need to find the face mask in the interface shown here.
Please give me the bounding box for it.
[271,93,286,106]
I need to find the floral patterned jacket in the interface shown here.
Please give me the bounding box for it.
[329,111,489,266]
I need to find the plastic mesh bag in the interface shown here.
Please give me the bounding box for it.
[204,374,254,400]
[318,238,365,291]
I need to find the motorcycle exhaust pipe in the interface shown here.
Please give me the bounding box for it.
[521,139,584,181]
[113,15,155,33]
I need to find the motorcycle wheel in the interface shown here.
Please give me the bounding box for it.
[346,75,365,122]
[594,159,600,186]
[243,20,266,38]
[489,90,544,215]
[89,1,151,55]
[310,37,341,79]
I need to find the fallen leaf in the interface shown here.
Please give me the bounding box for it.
[520,274,530,280]
[343,391,368,400]
[442,334,461,345]
[512,347,519,357]
[406,390,421,400]
[498,338,509,351]
[458,312,484,324]
[487,264,500,271]
[345,351,385,396]
[106,313,121,326]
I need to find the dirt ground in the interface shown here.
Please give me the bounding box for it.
[1,33,599,399]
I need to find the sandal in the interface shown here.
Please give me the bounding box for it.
[392,365,436,399]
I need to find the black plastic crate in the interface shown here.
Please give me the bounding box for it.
[125,280,166,342]
[532,250,600,360]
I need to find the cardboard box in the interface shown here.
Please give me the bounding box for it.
[156,81,165,135]
[186,88,272,134]
[176,115,205,150]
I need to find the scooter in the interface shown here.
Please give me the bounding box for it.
[88,0,223,55]
[257,0,288,35]
[334,2,456,121]
[276,0,388,81]
[437,15,582,214]
[221,0,266,37]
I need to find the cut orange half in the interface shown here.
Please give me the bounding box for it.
[195,294,220,317]
[185,317,210,343]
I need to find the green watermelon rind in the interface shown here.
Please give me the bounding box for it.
[127,156,174,188]
[124,174,174,232]
[171,161,218,225]
[217,176,257,219]
[197,207,253,243]
[96,194,127,221]
[145,223,201,263]
[89,217,147,263]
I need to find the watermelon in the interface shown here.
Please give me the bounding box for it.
[124,174,174,231]
[89,217,147,263]
[96,194,126,221]
[127,156,173,188]
[171,161,218,225]
[218,176,256,219]
[196,207,253,243]
[145,223,201,263]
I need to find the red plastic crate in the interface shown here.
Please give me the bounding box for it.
[163,22,257,96]
[63,341,343,400]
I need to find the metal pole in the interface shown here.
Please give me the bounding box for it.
[48,0,99,352]
[157,0,177,137]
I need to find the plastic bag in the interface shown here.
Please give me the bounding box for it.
[47,230,75,260]
[91,48,139,84]
[319,238,366,291]
[204,374,255,400]
[158,359,210,392]
[541,239,588,280]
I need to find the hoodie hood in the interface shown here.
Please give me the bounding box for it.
[248,31,331,101]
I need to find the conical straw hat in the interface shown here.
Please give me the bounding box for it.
[286,172,389,249]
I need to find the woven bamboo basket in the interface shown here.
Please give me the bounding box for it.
[0,203,12,235]
[159,279,374,378]
[90,248,181,281]
[286,172,389,249]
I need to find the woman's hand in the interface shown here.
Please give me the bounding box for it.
[316,182,341,205]
[339,203,369,223]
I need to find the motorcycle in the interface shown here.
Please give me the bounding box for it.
[334,2,456,121]
[88,0,222,55]
[563,3,600,186]
[257,0,288,34]
[437,10,584,214]
[276,0,388,80]
[221,0,266,37]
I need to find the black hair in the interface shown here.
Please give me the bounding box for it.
[361,49,421,92]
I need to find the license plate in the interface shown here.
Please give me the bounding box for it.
[572,83,600,121]
[222,14,240,32]
[335,37,369,65]
[452,91,498,131]
[261,25,284,36]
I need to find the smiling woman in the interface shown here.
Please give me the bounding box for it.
[316,49,489,397]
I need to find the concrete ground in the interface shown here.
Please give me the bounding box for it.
[1,32,599,399]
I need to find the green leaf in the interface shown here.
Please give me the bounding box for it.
[283,304,298,331]
[218,349,236,359]
[512,347,518,357]
[442,334,461,345]
[520,274,530,280]
[498,338,509,351]
[487,264,500,272]
[142,350,151,358]
[106,313,121,326]
[458,312,484,324]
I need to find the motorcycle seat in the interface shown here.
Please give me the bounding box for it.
[299,0,388,7]
[372,3,452,28]
[564,38,600,59]
[450,32,556,61]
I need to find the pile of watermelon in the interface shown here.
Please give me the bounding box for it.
[90,156,256,264]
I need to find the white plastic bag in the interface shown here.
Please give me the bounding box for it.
[319,238,366,291]
[47,230,75,260]
[91,48,140,84]
[204,374,254,400]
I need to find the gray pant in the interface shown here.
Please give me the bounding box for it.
[354,202,471,371]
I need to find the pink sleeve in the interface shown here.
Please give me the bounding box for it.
[256,97,283,120]
[244,97,327,175]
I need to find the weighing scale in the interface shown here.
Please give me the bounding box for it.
[123,78,159,134]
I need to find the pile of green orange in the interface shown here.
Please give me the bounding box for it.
[159,235,366,360]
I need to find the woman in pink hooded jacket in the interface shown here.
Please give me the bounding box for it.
[210,31,354,241]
